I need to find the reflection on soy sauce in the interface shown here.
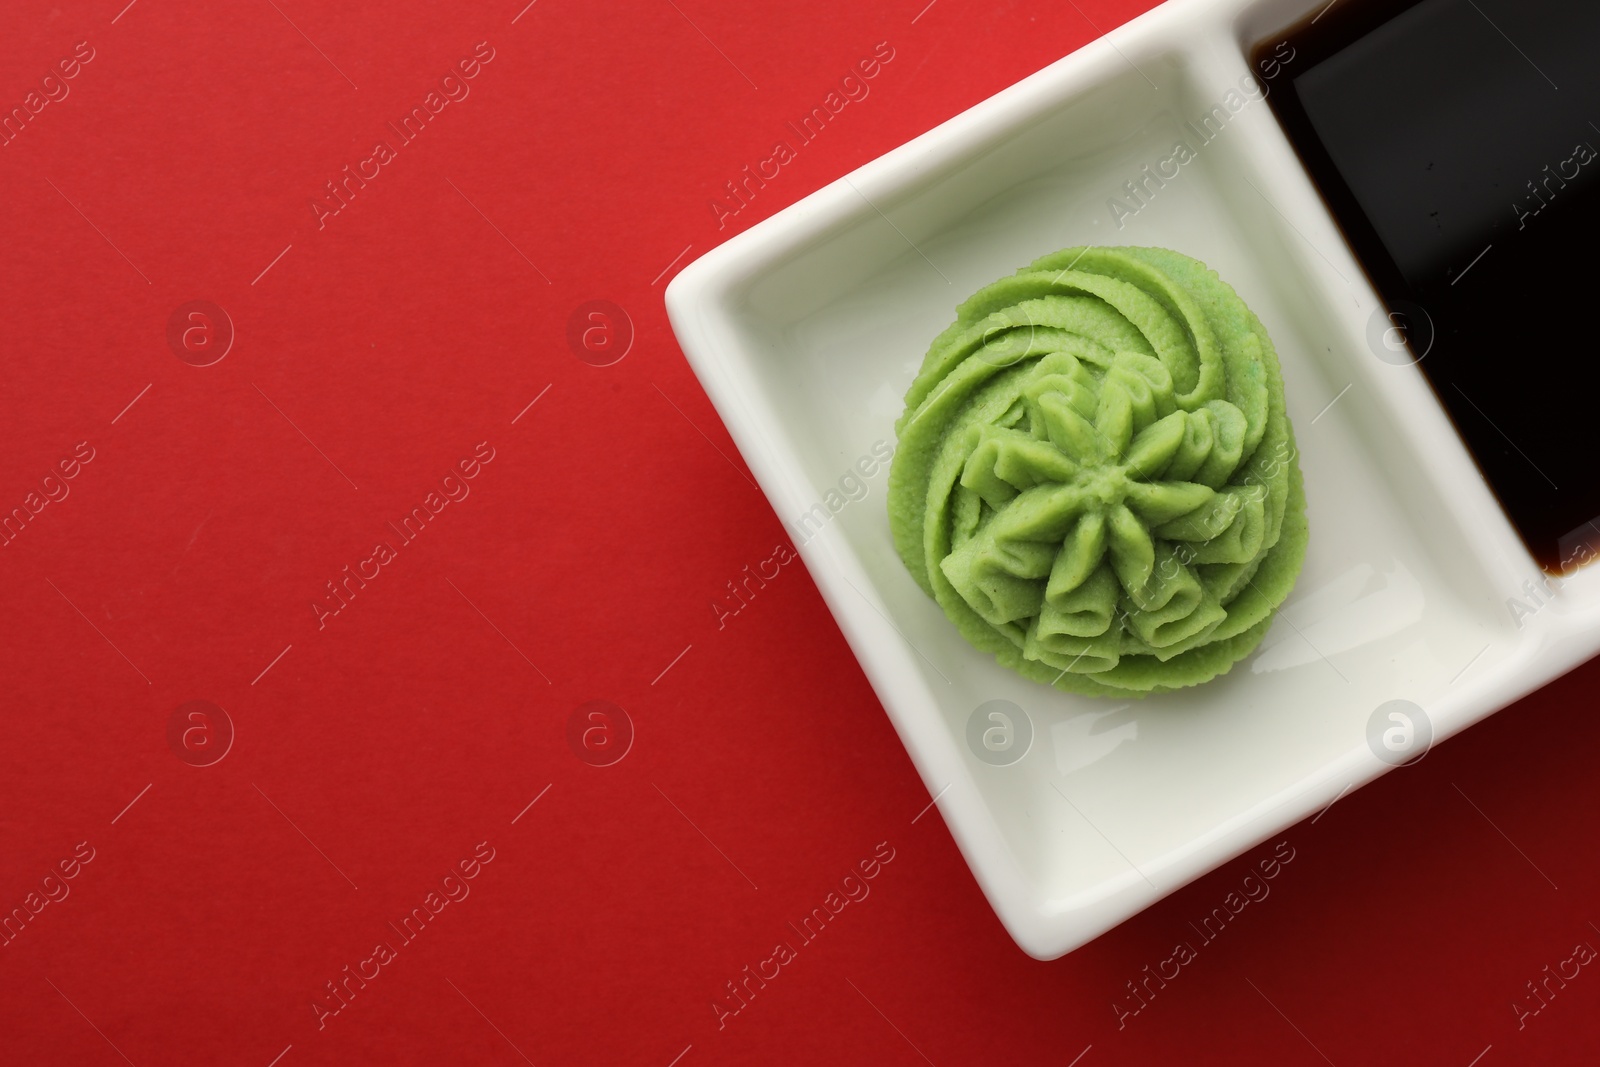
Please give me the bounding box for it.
[1255,0,1600,573]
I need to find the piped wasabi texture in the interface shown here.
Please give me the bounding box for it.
[887,246,1307,697]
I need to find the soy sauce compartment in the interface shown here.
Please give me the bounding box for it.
[1252,0,1600,573]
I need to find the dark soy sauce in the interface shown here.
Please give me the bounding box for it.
[1254,0,1600,573]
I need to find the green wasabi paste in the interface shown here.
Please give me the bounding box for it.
[888,246,1308,697]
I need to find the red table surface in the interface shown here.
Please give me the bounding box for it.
[1,0,1596,1064]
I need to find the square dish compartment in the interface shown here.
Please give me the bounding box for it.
[667,0,1592,957]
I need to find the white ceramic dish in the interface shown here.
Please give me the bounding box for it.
[665,0,1600,958]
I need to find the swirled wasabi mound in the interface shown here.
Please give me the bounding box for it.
[888,246,1307,697]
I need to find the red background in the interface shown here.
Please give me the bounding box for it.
[2,0,1597,1064]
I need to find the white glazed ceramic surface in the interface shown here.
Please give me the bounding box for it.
[665,0,1600,958]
